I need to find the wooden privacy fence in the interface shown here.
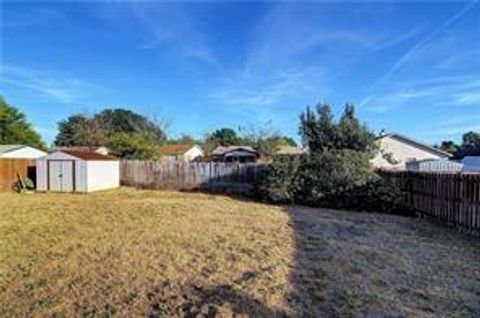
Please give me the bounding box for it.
[120,161,265,194]
[381,171,480,234]
[0,159,36,191]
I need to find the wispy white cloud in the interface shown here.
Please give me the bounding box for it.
[367,0,479,92]
[99,2,216,64]
[455,92,480,105]
[362,75,480,113]
[211,3,426,116]
[0,65,101,104]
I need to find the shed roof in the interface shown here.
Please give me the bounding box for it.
[61,150,117,161]
[159,144,197,155]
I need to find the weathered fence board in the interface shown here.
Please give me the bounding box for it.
[120,161,265,195]
[0,159,36,191]
[380,171,480,234]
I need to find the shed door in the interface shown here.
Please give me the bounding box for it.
[48,161,74,192]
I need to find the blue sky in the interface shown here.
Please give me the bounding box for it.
[1,1,479,145]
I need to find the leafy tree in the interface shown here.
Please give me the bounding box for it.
[54,108,167,148]
[203,128,241,154]
[337,104,377,155]
[281,136,297,147]
[239,122,298,157]
[166,134,202,145]
[299,104,338,151]
[54,114,104,148]
[207,128,241,146]
[95,109,166,144]
[462,131,480,146]
[436,140,459,154]
[0,96,45,148]
[106,133,162,160]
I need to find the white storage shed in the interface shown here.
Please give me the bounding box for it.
[36,150,119,192]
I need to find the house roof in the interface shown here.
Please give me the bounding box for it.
[379,133,452,158]
[275,145,305,155]
[212,146,258,156]
[159,144,197,155]
[61,150,117,161]
[0,144,28,154]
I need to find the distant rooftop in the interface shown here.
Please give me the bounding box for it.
[275,145,305,155]
[159,144,197,155]
[212,146,257,156]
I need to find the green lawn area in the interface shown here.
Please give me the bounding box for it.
[1,188,479,316]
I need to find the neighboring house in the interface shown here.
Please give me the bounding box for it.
[54,146,110,156]
[275,145,305,156]
[159,144,204,162]
[211,146,259,163]
[0,145,47,159]
[36,150,119,193]
[372,133,451,170]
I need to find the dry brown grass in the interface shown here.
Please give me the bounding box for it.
[0,189,294,316]
[1,188,479,317]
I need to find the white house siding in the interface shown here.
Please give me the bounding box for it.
[184,146,204,161]
[372,136,449,170]
[86,161,119,192]
[0,146,47,159]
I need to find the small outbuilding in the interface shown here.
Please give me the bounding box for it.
[36,150,119,192]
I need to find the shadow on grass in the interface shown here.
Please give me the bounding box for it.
[166,202,480,317]
[146,279,286,317]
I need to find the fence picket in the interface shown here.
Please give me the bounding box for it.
[120,160,265,195]
[381,171,480,234]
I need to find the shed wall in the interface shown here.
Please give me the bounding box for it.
[86,161,119,192]
[36,154,88,192]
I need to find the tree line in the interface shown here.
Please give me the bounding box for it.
[436,132,480,157]
[0,96,296,159]
[3,93,480,162]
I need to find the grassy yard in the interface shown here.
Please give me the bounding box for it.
[1,188,479,317]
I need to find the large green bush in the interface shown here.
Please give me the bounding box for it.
[256,103,404,214]
[256,156,301,204]
[257,152,402,213]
